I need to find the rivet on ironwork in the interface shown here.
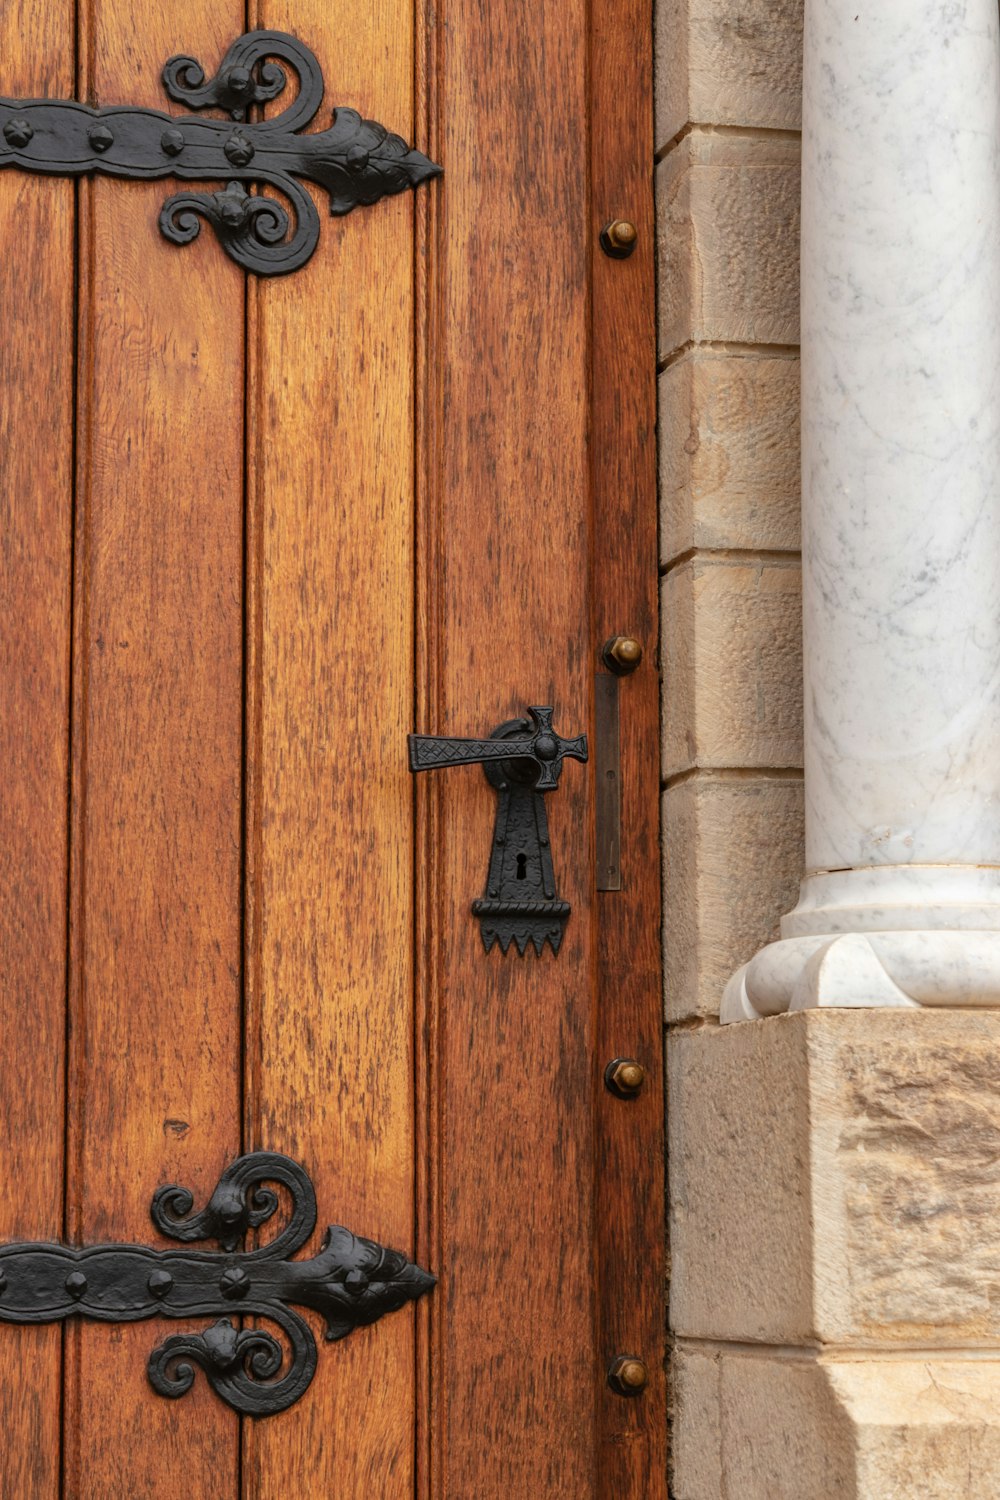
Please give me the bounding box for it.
[224,130,254,167]
[89,125,114,153]
[3,118,32,147]
[219,1265,251,1300]
[223,65,254,102]
[211,182,252,229]
[198,1317,260,1372]
[0,1152,434,1417]
[216,1195,244,1229]
[160,128,185,157]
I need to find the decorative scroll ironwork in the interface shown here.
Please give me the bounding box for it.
[0,1152,435,1417]
[0,30,441,275]
[409,706,588,955]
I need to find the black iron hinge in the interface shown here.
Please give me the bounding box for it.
[0,31,441,276]
[0,1152,434,1417]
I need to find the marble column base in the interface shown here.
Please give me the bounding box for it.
[722,866,1000,1022]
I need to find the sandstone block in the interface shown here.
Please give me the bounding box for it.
[663,775,803,1022]
[670,1009,1000,1345]
[657,131,800,358]
[673,1347,1000,1500]
[656,0,804,145]
[660,348,800,562]
[661,557,803,778]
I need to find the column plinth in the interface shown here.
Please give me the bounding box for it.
[724,1,1000,1021]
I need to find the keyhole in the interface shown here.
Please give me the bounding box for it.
[516,852,528,880]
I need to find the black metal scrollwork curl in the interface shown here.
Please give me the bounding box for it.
[159,178,319,278]
[162,32,294,121]
[163,30,324,133]
[148,1317,285,1398]
[0,29,440,276]
[148,1308,317,1418]
[0,1152,433,1417]
[150,1149,315,1255]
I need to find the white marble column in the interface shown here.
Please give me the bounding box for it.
[723,0,1000,1021]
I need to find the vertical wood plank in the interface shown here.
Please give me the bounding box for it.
[413,2,442,1491]
[243,3,417,1495]
[590,0,668,1492]
[420,0,599,1493]
[0,8,75,1495]
[64,7,245,1496]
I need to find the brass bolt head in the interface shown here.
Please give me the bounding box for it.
[605,1057,646,1098]
[608,1355,648,1396]
[602,635,643,675]
[600,219,639,259]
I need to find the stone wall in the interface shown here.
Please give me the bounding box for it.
[656,0,804,1025]
[669,1009,1000,1497]
[657,7,1000,1496]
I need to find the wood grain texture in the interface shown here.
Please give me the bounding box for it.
[242,2,417,1495]
[413,3,443,1493]
[0,2,663,1492]
[63,6,245,1495]
[590,0,668,1491]
[422,0,599,1492]
[0,5,75,1494]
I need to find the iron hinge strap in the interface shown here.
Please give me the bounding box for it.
[0,1152,434,1417]
[0,31,440,276]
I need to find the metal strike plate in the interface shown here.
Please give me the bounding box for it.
[0,31,440,276]
[409,706,588,955]
[594,637,643,889]
[0,1153,434,1417]
[594,673,621,890]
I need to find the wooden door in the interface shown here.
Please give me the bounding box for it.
[0,0,664,1495]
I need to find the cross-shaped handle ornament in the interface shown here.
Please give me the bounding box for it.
[408,705,588,792]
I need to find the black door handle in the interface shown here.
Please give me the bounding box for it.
[408,706,588,955]
[408,705,587,791]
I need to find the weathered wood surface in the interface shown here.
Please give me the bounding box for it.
[590,0,669,1490]
[0,0,663,1492]
[420,0,601,1493]
[242,0,418,1494]
[63,4,245,1495]
[0,4,74,1494]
